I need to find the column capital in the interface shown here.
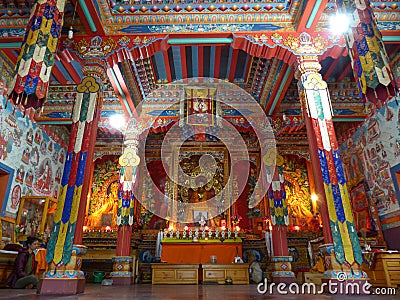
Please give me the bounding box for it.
[82,57,108,84]
[295,54,321,79]
[72,36,116,83]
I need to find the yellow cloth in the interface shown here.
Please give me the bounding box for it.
[312,257,325,273]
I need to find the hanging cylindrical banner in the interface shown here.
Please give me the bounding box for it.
[337,0,396,107]
[8,0,66,112]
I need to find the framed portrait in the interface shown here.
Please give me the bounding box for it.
[17,196,46,237]
[193,210,208,225]
[101,213,113,227]
[1,218,15,246]
[184,87,216,126]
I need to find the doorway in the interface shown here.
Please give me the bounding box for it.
[0,162,14,214]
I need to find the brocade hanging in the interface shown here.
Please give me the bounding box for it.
[8,0,66,112]
[267,155,289,226]
[337,0,396,107]
[300,70,363,267]
[46,77,100,266]
[117,147,140,226]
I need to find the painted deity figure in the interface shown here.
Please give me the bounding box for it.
[35,161,51,192]
[85,181,119,227]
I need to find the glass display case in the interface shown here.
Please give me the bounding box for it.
[16,196,57,241]
[0,218,15,246]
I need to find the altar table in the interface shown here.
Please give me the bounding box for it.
[161,240,243,264]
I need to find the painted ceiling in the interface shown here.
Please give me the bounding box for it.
[0,0,399,152]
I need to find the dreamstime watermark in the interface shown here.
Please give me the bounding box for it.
[257,272,397,295]
[123,78,277,223]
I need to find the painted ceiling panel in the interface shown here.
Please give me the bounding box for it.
[192,46,199,78]
[55,60,73,83]
[171,46,182,80]
[0,0,397,146]
[153,50,166,81]
[70,60,83,79]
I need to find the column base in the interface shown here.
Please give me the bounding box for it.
[111,276,133,285]
[37,277,85,295]
[321,270,370,295]
[271,256,296,284]
[271,273,297,284]
[111,256,133,285]
[321,278,371,295]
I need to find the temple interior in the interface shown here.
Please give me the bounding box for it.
[0,0,400,297]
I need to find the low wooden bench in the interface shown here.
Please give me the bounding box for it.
[202,263,249,284]
[151,263,199,284]
[0,251,17,288]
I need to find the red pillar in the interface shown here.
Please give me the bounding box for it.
[74,101,101,244]
[272,225,289,256]
[302,99,333,243]
[116,225,132,256]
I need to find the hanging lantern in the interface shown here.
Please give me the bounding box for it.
[7,0,66,112]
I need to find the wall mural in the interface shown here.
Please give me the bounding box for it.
[0,94,66,218]
[340,97,400,230]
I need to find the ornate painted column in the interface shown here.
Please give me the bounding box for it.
[8,0,66,114]
[265,153,295,284]
[112,118,141,285]
[302,97,333,244]
[296,54,368,286]
[38,38,108,295]
[336,0,397,108]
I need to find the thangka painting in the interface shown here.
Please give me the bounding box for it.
[0,94,66,218]
[185,87,216,126]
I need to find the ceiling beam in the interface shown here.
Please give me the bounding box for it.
[57,51,82,83]
[266,63,289,111]
[228,49,239,82]
[60,60,81,84]
[305,0,329,31]
[243,53,252,83]
[180,46,188,79]
[198,46,204,77]
[332,116,366,122]
[162,49,172,83]
[71,0,105,36]
[1,49,17,65]
[269,68,294,116]
[213,46,221,78]
[260,58,281,108]
[107,66,135,117]
[168,38,233,45]
[51,65,67,85]
[267,65,294,115]
[296,0,328,32]
[107,68,133,118]
[382,34,400,43]
[112,65,137,113]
